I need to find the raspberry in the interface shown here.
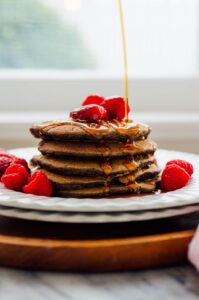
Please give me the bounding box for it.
[23,170,53,197]
[160,164,190,192]
[0,156,13,179]
[0,153,29,178]
[0,152,14,159]
[13,157,29,171]
[82,95,105,106]
[166,159,194,176]
[1,163,29,191]
[100,97,130,121]
[70,104,108,122]
[5,163,29,178]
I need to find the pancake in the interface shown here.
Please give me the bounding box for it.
[55,180,157,198]
[41,164,159,190]
[31,154,155,177]
[30,120,150,142]
[43,170,106,190]
[39,139,157,159]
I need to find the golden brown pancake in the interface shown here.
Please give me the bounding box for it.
[55,180,157,198]
[40,164,159,190]
[39,139,157,159]
[30,120,150,142]
[31,154,155,177]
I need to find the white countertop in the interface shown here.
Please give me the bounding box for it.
[0,265,198,300]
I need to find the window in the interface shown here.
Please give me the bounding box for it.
[0,0,199,112]
[0,0,95,70]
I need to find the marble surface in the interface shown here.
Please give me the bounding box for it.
[0,265,199,300]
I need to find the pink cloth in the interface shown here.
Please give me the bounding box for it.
[188,225,199,270]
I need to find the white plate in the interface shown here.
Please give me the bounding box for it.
[0,204,198,223]
[0,147,197,213]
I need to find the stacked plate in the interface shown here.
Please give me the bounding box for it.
[0,148,198,223]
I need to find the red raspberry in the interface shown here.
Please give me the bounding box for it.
[23,170,53,197]
[70,104,108,122]
[0,156,13,179]
[0,153,29,177]
[13,157,29,171]
[160,164,190,192]
[166,159,194,176]
[82,95,105,106]
[100,97,130,121]
[0,152,14,159]
[1,163,29,191]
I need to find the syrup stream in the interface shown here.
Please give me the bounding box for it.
[118,0,129,121]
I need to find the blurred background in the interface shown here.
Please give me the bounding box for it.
[0,0,198,153]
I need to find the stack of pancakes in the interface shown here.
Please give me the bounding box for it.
[30,120,160,198]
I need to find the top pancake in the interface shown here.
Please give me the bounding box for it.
[30,120,150,142]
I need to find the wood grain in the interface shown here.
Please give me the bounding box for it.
[0,214,196,272]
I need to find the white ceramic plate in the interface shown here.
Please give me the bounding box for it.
[0,204,198,223]
[0,147,198,213]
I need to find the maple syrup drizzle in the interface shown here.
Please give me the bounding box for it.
[41,120,141,141]
[128,182,141,191]
[119,174,136,185]
[120,142,145,153]
[102,186,110,194]
[41,120,110,137]
[97,144,111,157]
[127,174,136,182]
[108,120,140,136]
[124,159,137,172]
[118,0,129,121]
[120,143,137,152]
[100,161,112,176]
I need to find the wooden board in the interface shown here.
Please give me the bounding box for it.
[0,213,197,272]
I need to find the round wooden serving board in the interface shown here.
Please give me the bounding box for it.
[0,213,197,272]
